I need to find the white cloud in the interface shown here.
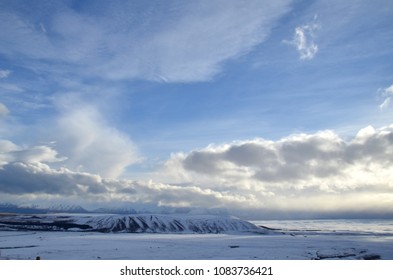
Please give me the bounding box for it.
[379,97,391,110]
[0,103,10,117]
[285,17,320,60]
[170,125,393,187]
[0,69,11,79]
[0,83,24,93]
[54,105,139,178]
[0,140,18,166]
[155,125,393,216]
[379,84,393,110]
[101,0,292,82]
[0,12,57,60]
[0,139,65,167]
[1,88,139,179]
[10,145,66,164]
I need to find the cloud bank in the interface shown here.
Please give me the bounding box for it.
[1,125,393,218]
[158,125,393,216]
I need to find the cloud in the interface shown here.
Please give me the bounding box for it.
[0,140,18,166]
[0,69,11,79]
[1,125,393,218]
[100,0,292,82]
[379,84,393,110]
[0,162,106,195]
[379,97,391,110]
[165,125,393,187]
[0,103,10,117]
[0,139,65,167]
[156,125,393,216]
[1,84,139,179]
[0,161,248,211]
[0,1,292,82]
[54,104,139,178]
[0,83,24,92]
[285,16,320,60]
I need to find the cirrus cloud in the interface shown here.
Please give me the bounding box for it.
[0,0,292,83]
[0,103,10,117]
[379,84,393,110]
[0,69,11,79]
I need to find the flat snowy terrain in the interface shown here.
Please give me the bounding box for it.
[1,215,392,260]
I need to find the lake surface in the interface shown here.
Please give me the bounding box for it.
[252,219,393,236]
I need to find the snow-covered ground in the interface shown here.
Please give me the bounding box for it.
[1,217,392,260]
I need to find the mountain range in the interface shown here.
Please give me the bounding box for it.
[0,203,228,216]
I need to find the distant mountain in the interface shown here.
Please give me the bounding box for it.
[0,203,47,214]
[0,203,229,217]
[0,214,268,234]
[47,204,88,213]
[0,203,87,214]
[158,206,229,216]
[93,207,137,214]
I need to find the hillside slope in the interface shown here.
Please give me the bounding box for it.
[0,214,267,234]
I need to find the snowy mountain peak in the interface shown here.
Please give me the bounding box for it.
[0,203,88,214]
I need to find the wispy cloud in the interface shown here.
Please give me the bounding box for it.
[380,97,391,110]
[0,103,9,117]
[54,104,140,178]
[379,84,393,110]
[0,69,11,79]
[0,83,24,93]
[285,16,320,60]
[0,1,292,82]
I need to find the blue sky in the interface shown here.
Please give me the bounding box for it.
[1,0,393,218]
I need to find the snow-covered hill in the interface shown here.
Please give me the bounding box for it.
[0,214,267,234]
[84,214,265,233]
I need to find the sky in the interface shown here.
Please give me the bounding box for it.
[1,0,393,219]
